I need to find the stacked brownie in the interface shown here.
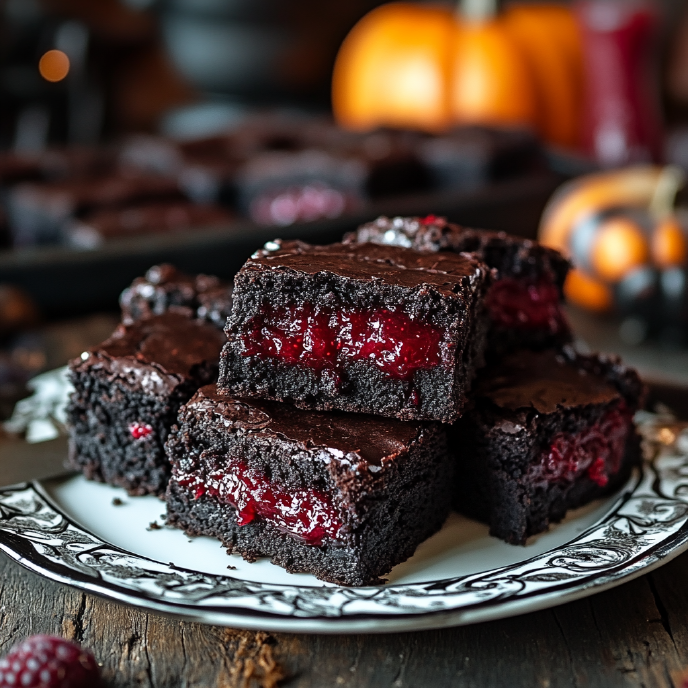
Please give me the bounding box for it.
[66,214,644,587]
[217,240,491,422]
[166,387,452,586]
[164,240,491,585]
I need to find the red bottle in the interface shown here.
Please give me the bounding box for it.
[575,0,663,167]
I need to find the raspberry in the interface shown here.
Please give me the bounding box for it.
[0,635,101,688]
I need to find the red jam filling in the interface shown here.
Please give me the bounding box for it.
[529,405,631,488]
[129,422,153,440]
[485,278,567,334]
[240,303,447,381]
[176,458,342,546]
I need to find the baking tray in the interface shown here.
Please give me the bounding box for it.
[0,171,563,318]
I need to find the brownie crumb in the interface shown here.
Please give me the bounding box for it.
[147,521,162,531]
[227,564,237,570]
[112,498,124,506]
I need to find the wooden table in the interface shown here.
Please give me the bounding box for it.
[2,546,688,687]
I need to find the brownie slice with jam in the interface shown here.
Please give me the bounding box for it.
[450,347,644,544]
[67,311,226,496]
[218,239,491,423]
[165,385,452,586]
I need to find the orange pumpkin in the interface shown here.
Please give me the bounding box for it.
[332,4,454,131]
[449,17,537,129]
[332,1,583,148]
[589,216,649,283]
[539,165,687,312]
[652,216,688,267]
[564,268,613,312]
[502,5,583,147]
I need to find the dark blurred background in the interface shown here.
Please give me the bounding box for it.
[0,0,389,147]
[0,0,686,145]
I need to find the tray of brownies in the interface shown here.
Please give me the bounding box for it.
[0,215,687,633]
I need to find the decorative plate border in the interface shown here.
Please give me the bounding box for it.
[0,419,686,633]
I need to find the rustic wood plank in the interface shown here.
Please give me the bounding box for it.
[2,549,688,688]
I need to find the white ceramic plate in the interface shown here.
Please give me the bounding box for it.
[0,418,686,634]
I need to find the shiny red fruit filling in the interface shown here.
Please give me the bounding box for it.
[177,458,342,546]
[530,405,631,488]
[485,278,567,333]
[129,422,153,440]
[241,303,446,381]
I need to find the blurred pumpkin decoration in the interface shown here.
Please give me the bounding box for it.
[539,165,688,343]
[332,0,584,149]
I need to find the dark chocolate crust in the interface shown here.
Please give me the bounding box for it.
[67,312,226,496]
[218,240,491,423]
[451,347,645,545]
[346,216,570,289]
[165,386,453,585]
[120,264,233,329]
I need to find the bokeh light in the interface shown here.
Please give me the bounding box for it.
[39,50,70,82]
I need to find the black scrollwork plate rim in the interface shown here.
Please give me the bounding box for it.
[0,435,685,633]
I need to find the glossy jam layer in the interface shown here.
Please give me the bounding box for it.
[176,458,342,546]
[529,405,631,488]
[485,278,567,333]
[240,303,446,381]
[129,422,153,440]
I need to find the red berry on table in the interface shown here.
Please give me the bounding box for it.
[0,635,100,688]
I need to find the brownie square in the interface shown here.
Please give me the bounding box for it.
[119,264,233,330]
[67,311,226,496]
[346,215,572,354]
[218,240,491,423]
[165,385,452,585]
[67,201,234,249]
[450,347,644,544]
[8,171,183,246]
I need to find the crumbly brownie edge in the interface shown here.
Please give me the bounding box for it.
[66,359,218,496]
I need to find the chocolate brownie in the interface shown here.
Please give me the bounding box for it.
[67,311,226,496]
[120,264,233,330]
[165,385,452,585]
[218,240,491,423]
[67,201,234,248]
[346,215,572,354]
[450,347,644,545]
[8,172,183,246]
